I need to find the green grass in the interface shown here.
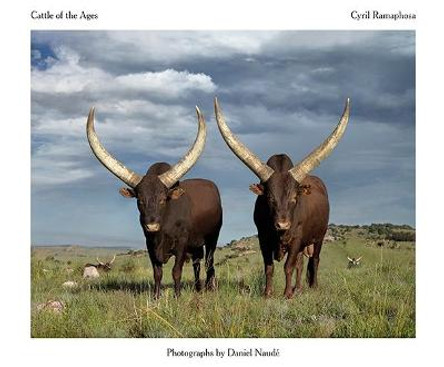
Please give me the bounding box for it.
[31,235,415,338]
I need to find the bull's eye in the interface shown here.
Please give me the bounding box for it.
[137,199,147,211]
[290,194,297,203]
[159,198,166,205]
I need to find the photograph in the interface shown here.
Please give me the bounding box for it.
[31,30,415,338]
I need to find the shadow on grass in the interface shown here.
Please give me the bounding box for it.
[89,275,263,297]
[90,279,198,294]
[215,277,260,297]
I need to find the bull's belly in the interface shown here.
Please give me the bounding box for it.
[272,231,319,261]
[149,236,206,264]
[273,242,314,262]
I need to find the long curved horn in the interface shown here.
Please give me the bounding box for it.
[109,254,116,265]
[214,97,274,182]
[96,257,105,266]
[158,107,207,188]
[86,108,142,188]
[289,98,350,183]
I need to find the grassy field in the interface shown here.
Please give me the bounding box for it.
[31,225,415,338]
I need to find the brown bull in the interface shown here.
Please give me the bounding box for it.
[87,107,222,298]
[215,97,350,298]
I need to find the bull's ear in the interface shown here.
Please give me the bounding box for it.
[249,183,264,195]
[169,187,185,200]
[297,184,311,196]
[119,187,136,198]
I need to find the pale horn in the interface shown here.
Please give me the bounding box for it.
[214,97,274,182]
[289,98,350,183]
[157,106,207,188]
[86,108,142,188]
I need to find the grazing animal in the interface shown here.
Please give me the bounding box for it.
[83,266,100,279]
[215,97,350,298]
[83,255,116,278]
[347,256,362,268]
[86,107,222,298]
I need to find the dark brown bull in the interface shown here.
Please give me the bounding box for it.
[87,107,222,298]
[215,97,350,298]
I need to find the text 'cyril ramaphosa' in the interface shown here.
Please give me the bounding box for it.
[351,10,416,21]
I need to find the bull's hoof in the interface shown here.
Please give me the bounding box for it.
[205,277,217,291]
[284,290,294,299]
[195,280,202,292]
[263,289,273,298]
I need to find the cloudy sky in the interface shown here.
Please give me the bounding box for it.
[31,31,415,247]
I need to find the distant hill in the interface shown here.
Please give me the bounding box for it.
[31,224,415,257]
[222,223,415,249]
[328,223,415,243]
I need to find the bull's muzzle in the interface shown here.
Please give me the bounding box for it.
[275,221,291,231]
[145,223,161,232]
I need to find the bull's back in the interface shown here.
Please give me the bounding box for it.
[181,179,223,236]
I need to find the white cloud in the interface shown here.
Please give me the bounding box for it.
[31,46,216,98]
[31,45,219,188]
[31,47,111,94]
[32,116,86,137]
[106,31,276,62]
[32,163,94,186]
[115,69,216,98]
[32,141,95,186]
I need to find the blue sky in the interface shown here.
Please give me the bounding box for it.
[31,31,415,247]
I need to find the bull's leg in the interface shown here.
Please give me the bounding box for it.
[307,257,320,288]
[261,249,274,298]
[148,249,163,299]
[153,263,163,299]
[307,241,322,288]
[204,247,216,290]
[284,248,299,299]
[293,251,304,294]
[172,255,186,298]
[192,256,202,292]
[204,234,218,291]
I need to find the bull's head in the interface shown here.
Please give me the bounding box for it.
[215,97,350,232]
[249,158,313,231]
[86,107,207,233]
[96,254,116,271]
[347,256,362,268]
